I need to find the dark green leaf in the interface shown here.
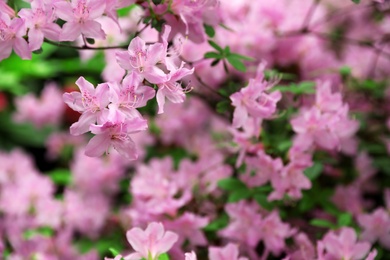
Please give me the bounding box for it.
[310,219,336,229]
[352,0,360,3]
[228,53,255,61]
[204,24,215,38]
[203,214,229,231]
[228,188,252,202]
[216,100,230,114]
[204,52,222,59]
[226,56,246,72]
[208,40,223,53]
[86,38,95,44]
[337,213,352,227]
[217,178,247,191]
[211,59,220,66]
[253,193,274,211]
[304,162,323,181]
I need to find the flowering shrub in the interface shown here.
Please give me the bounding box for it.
[1,0,390,259]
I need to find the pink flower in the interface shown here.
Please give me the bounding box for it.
[240,150,283,188]
[208,243,248,260]
[230,63,281,128]
[109,71,155,118]
[14,82,65,128]
[219,201,262,247]
[260,211,296,255]
[63,76,110,135]
[185,251,197,260]
[269,161,312,201]
[156,63,194,114]
[55,0,106,41]
[0,13,30,61]
[0,1,15,18]
[164,212,209,247]
[320,227,371,260]
[85,108,148,159]
[18,0,61,51]
[116,37,167,84]
[126,222,178,260]
[357,208,390,249]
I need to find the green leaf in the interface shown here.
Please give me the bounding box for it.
[210,59,220,66]
[339,66,351,76]
[310,219,336,229]
[337,213,352,227]
[352,0,360,3]
[117,4,139,17]
[228,188,252,202]
[304,162,323,181]
[109,248,121,257]
[253,193,274,211]
[208,40,223,53]
[203,214,229,231]
[23,226,54,240]
[216,100,230,114]
[158,253,170,260]
[204,52,222,59]
[228,53,255,61]
[86,38,95,44]
[226,56,246,72]
[273,81,316,95]
[204,24,215,38]
[47,169,72,186]
[217,178,247,191]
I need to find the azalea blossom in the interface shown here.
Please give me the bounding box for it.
[126,222,178,260]
[55,0,106,41]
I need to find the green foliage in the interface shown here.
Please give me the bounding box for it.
[204,24,215,38]
[0,113,53,149]
[158,253,170,260]
[273,81,316,95]
[203,213,229,231]
[23,226,54,240]
[204,41,254,72]
[47,169,72,186]
[117,4,139,17]
[217,178,247,191]
[304,162,323,181]
[310,218,336,229]
[352,0,360,3]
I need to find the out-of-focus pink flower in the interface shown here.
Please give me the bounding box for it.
[126,222,178,260]
[269,160,312,201]
[286,233,315,260]
[357,208,390,249]
[260,211,296,255]
[230,63,281,128]
[208,243,248,260]
[320,227,371,260]
[219,201,262,247]
[14,82,65,128]
[185,251,197,260]
[240,150,283,188]
[55,0,106,41]
[164,212,209,247]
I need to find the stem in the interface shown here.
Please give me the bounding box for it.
[301,0,322,31]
